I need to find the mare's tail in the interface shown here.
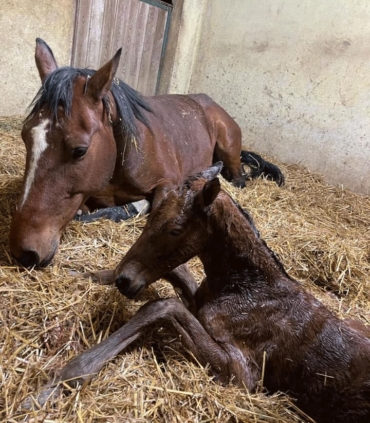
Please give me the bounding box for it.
[240,151,285,186]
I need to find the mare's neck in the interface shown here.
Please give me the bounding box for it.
[199,193,287,289]
[108,92,137,179]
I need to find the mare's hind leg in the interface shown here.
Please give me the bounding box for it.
[22,298,244,409]
[241,151,285,186]
[210,105,284,187]
[213,118,246,188]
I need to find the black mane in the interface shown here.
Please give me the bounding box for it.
[25,67,152,142]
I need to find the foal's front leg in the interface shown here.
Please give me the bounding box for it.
[22,298,231,409]
[83,264,198,308]
[82,269,116,285]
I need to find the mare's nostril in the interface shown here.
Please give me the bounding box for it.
[115,276,131,295]
[15,250,41,268]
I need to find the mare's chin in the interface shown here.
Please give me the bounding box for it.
[39,243,59,268]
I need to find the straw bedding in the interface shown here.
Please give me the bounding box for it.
[0,116,369,422]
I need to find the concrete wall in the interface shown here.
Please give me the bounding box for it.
[183,0,370,195]
[159,0,208,95]
[2,0,369,194]
[0,0,75,116]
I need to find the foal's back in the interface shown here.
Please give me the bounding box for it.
[193,192,370,422]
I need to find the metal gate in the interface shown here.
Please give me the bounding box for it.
[71,0,172,95]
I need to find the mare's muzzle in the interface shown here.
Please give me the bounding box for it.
[11,242,58,268]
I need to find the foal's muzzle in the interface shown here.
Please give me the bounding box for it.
[115,275,144,299]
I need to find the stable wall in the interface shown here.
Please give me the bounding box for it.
[185,0,370,195]
[2,0,370,194]
[0,0,75,116]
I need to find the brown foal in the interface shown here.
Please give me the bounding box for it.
[24,163,370,422]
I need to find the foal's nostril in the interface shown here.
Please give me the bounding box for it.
[115,276,132,296]
[15,250,41,268]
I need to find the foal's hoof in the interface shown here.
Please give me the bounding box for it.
[82,269,115,285]
[20,384,61,410]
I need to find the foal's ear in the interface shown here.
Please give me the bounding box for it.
[197,178,221,209]
[35,38,58,83]
[86,49,122,103]
[199,161,223,181]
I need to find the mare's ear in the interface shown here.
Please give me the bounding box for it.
[197,178,221,209]
[35,38,58,82]
[199,161,223,181]
[86,49,122,103]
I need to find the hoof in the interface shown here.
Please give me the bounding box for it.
[74,200,150,223]
[82,269,115,285]
[20,384,61,410]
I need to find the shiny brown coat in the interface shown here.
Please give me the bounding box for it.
[27,164,370,423]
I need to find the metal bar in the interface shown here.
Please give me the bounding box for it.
[155,6,172,94]
[139,0,173,94]
[71,0,81,66]
[139,0,172,12]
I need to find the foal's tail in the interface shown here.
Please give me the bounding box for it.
[241,151,285,186]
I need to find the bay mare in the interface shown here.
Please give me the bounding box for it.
[9,39,284,268]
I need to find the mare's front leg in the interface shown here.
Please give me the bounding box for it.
[22,298,236,409]
[75,184,151,223]
[75,200,150,223]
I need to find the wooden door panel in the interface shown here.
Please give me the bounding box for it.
[72,0,171,95]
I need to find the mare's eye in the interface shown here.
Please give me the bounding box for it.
[169,229,182,237]
[72,147,88,159]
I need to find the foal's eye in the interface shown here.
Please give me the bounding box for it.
[72,147,88,159]
[169,229,182,237]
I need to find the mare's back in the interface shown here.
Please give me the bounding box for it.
[141,94,218,174]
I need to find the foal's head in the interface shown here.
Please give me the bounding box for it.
[114,162,223,298]
[9,39,121,267]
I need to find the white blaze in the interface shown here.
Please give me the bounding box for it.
[20,119,49,209]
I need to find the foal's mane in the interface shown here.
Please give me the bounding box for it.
[211,184,290,281]
[25,67,152,142]
[184,173,288,279]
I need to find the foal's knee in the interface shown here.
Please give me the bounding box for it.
[138,297,184,320]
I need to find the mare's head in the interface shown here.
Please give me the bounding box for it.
[114,162,223,298]
[9,39,148,267]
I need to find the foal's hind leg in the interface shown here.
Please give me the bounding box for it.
[22,298,236,409]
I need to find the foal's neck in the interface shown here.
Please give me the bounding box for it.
[200,193,287,287]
